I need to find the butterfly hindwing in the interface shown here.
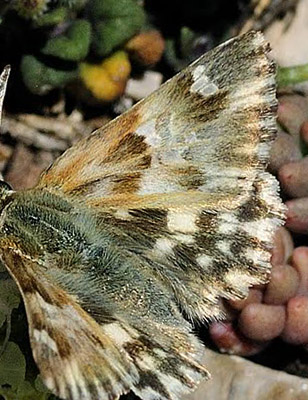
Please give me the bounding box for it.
[0,231,208,400]
[0,238,137,400]
[86,171,283,321]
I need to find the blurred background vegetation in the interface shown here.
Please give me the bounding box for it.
[0,0,297,110]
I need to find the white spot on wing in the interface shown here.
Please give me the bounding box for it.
[167,210,197,233]
[33,329,59,354]
[154,237,175,255]
[257,142,270,161]
[69,361,90,399]
[138,170,181,194]
[134,353,156,370]
[44,376,56,392]
[136,387,160,400]
[114,209,132,220]
[258,172,286,214]
[217,213,238,235]
[224,269,260,293]
[242,218,273,242]
[157,371,186,396]
[185,131,198,144]
[191,66,218,96]
[136,119,161,147]
[230,78,265,111]
[61,360,80,400]
[216,240,231,256]
[197,254,212,271]
[33,293,62,317]
[174,233,195,244]
[102,323,133,346]
[245,247,269,266]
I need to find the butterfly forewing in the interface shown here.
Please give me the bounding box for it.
[39,31,276,202]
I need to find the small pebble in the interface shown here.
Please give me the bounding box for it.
[209,321,265,356]
[282,296,308,345]
[279,158,308,198]
[300,120,308,146]
[0,143,12,174]
[286,198,308,233]
[126,71,163,100]
[228,289,263,311]
[271,227,294,266]
[0,143,12,162]
[278,94,308,140]
[292,247,308,296]
[125,30,165,66]
[263,264,299,305]
[238,304,286,341]
[269,130,301,173]
[4,144,54,189]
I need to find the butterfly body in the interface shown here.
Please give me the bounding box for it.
[0,31,285,400]
[0,187,175,324]
[0,186,208,399]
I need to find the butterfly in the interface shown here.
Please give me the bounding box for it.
[0,30,285,400]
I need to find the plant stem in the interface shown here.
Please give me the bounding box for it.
[277,64,308,87]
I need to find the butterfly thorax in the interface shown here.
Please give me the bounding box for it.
[0,188,116,272]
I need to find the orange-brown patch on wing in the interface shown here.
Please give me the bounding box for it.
[39,106,143,191]
[168,165,206,190]
[0,238,72,307]
[111,173,142,195]
[103,131,150,164]
[88,191,243,211]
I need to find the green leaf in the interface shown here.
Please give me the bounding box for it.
[0,279,20,329]
[277,63,308,87]
[89,0,145,56]
[0,380,53,400]
[21,55,78,95]
[0,341,26,389]
[42,20,91,61]
[89,0,142,18]
[16,380,50,400]
[34,7,68,27]
[34,376,50,394]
